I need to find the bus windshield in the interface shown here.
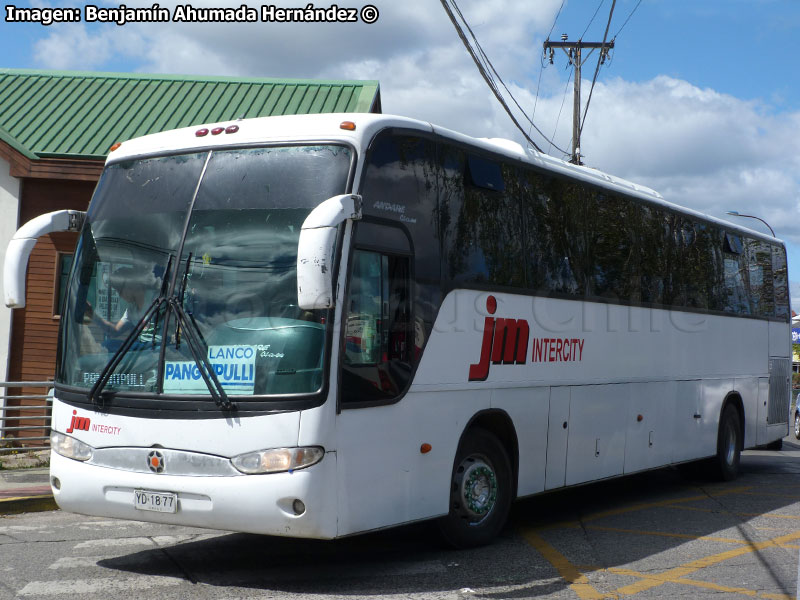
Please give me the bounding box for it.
[57,145,352,400]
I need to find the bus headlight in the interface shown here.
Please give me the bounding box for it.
[231,447,324,474]
[51,431,93,461]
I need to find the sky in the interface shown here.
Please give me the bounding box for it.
[3,0,800,308]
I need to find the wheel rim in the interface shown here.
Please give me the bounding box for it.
[454,456,498,524]
[724,422,736,465]
[795,414,799,437]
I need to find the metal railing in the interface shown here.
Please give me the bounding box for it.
[0,381,53,455]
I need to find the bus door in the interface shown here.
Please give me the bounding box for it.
[335,221,419,535]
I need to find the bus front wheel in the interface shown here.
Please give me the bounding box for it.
[438,428,512,548]
[714,404,742,481]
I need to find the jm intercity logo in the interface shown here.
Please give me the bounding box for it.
[468,295,586,381]
[65,410,121,436]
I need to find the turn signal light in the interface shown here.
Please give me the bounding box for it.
[340,121,356,131]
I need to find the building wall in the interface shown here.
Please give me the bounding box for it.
[6,178,93,444]
[0,157,20,383]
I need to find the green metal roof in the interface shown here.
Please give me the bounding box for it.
[0,69,381,160]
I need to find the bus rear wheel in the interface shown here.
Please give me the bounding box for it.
[438,428,512,548]
[713,404,742,481]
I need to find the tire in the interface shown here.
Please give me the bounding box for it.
[713,404,742,481]
[438,428,512,548]
[794,412,800,440]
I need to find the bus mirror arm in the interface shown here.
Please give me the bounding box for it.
[297,194,362,310]
[4,210,86,308]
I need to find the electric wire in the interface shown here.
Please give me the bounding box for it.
[613,0,644,39]
[580,0,616,136]
[531,57,546,125]
[550,66,573,156]
[450,1,518,119]
[546,0,566,41]
[449,0,570,156]
[581,0,606,39]
[441,0,570,156]
[532,0,565,130]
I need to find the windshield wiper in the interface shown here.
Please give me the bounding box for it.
[172,252,233,410]
[89,255,173,408]
[89,254,234,411]
[168,295,234,411]
[88,294,166,409]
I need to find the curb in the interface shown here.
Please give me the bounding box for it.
[0,494,57,515]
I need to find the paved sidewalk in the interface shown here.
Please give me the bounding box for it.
[0,451,55,515]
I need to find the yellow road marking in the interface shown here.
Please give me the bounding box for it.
[610,567,794,598]
[586,524,747,545]
[0,494,52,503]
[611,530,800,596]
[668,504,800,520]
[522,482,800,599]
[734,491,800,500]
[553,486,754,528]
[521,529,610,599]
[609,567,759,596]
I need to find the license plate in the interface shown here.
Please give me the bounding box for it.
[134,489,177,513]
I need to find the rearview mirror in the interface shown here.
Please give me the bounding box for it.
[297,194,362,310]
[4,210,85,308]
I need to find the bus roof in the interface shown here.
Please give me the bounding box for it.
[106,112,781,245]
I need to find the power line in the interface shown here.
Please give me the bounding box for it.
[543,36,614,164]
[581,0,606,39]
[440,0,570,156]
[613,0,643,39]
[550,67,573,156]
[580,0,616,136]
[546,0,566,41]
[532,0,566,127]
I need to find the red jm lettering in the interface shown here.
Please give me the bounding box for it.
[66,410,91,433]
[468,296,529,381]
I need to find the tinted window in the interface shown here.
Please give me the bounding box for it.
[360,132,440,362]
[519,170,578,296]
[440,147,524,288]
[341,248,413,404]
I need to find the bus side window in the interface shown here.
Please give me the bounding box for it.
[342,248,413,405]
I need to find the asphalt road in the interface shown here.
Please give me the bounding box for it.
[2,440,800,600]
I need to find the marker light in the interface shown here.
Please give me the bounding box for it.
[231,447,324,474]
[195,128,209,137]
[211,127,225,135]
[339,121,356,131]
[109,142,122,152]
[225,125,239,134]
[51,431,93,462]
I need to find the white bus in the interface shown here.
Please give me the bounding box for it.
[5,113,790,548]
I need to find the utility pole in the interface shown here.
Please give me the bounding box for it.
[543,35,614,165]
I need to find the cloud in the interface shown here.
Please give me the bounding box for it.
[32,24,114,70]
[569,76,800,244]
[29,0,800,288]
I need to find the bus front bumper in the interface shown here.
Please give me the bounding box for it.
[49,450,338,539]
